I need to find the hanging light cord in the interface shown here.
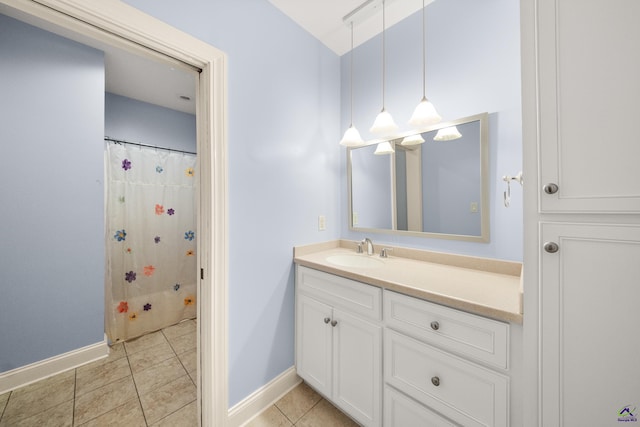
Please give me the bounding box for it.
[350,21,355,126]
[381,0,386,109]
[421,0,426,98]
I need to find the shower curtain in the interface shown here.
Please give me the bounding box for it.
[105,142,197,343]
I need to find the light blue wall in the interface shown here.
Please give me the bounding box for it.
[342,0,523,261]
[120,0,341,407]
[0,15,105,372]
[105,93,196,152]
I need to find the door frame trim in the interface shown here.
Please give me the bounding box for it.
[0,1,229,425]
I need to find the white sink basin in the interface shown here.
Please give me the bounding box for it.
[326,254,384,268]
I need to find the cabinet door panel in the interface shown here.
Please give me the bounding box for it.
[296,295,332,397]
[538,0,640,212]
[333,309,382,427]
[541,223,640,426]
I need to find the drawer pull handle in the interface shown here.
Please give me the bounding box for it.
[543,183,559,194]
[331,320,338,327]
[324,317,331,324]
[430,321,440,331]
[431,376,440,387]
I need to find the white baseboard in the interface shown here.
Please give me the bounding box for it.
[0,336,109,394]
[227,366,302,427]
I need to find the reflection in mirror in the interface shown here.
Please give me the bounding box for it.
[348,113,489,242]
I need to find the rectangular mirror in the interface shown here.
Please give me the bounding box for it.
[348,112,489,242]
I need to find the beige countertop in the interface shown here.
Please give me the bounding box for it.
[294,240,523,324]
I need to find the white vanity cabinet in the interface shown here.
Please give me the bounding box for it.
[295,266,382,427]
[383,290,512,427]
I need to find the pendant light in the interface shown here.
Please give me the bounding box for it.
[401,133,425,146]
[340,22,364,147]
[434,125,462,141]
[409,0,441,128]
[370,0,398,136]
[374,140,395,155]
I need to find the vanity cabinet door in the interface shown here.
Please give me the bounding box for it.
[333,308,382,427]
[540,223,640,427]
[296,295,333,397]
[536,0,640,213]
[295,267,383,427]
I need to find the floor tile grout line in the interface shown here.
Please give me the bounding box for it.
[72,368,77,426]
[293,396,324,425]
[0,390,10,423]
[272,404,294,425]
[0,376,77,426]
[74,361,132,399]
[125,349,150,427]
[152,396,197,426]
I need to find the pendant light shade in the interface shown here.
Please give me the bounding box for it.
[374,140,395,155]
[370,0,398,136]
[370,109,398,135]
[340,22,364,147]
[401,133,425,146]
[409,0,441,128]
[340,125,364,147]
[409,96,441,127]
[434,125,462,141]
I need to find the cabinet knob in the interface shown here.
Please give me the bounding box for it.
[543,183,559,194]
[544,242,559,253]
[430,321,440,331]
[431,376,440,387]
[324,317,331,324]
[331,320,338,327]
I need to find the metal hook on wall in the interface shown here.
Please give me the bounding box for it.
[502,171,523,207]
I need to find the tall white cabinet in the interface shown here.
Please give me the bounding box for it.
[521,0,640,426]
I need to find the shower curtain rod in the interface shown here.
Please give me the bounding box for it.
[104,136,196,155]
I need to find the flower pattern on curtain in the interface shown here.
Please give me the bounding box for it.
[105,142,196,343]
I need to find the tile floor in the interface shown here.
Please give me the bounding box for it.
[0,318,358,427]
[245,382,359,427]
[0,319,198,427]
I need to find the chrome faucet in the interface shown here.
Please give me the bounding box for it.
[361,238,374,256]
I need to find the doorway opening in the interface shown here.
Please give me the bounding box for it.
[0,1,228,425]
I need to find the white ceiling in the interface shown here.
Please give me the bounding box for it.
[2,0,426,116]
[268,0,426,55]
[0,4,197,115]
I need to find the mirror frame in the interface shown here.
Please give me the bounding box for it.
[347,112,489,242]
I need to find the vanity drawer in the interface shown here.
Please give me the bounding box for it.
[297,266,381,321]
[384,385,457,427]
[384,290,509,369]
[384,329,509,427]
